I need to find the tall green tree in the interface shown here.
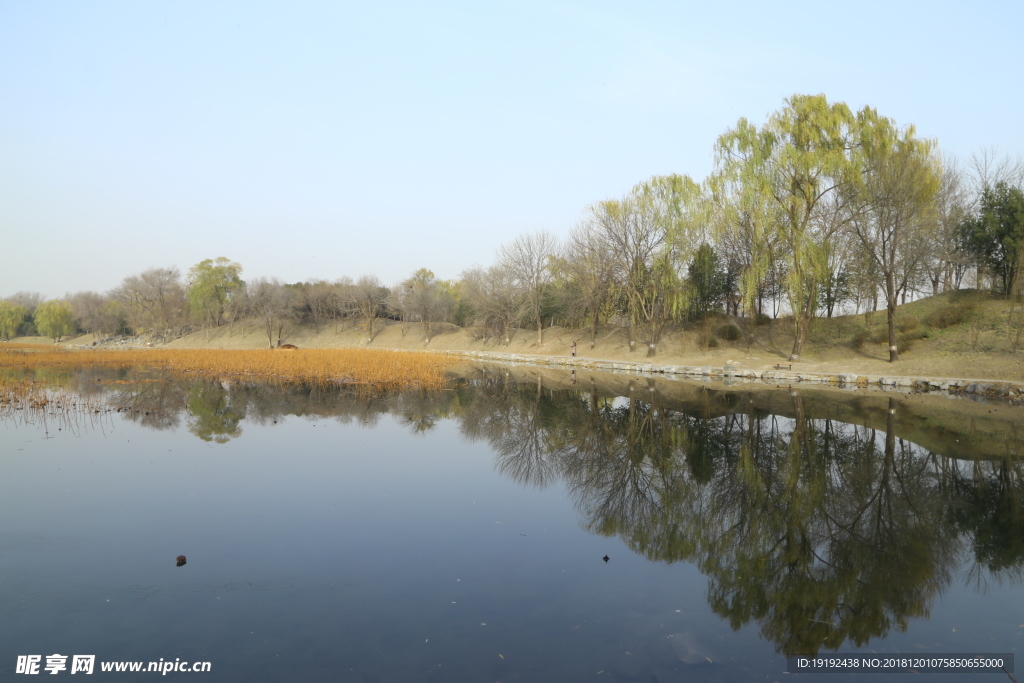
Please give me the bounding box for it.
[961,182,1024,296]
[0,301,28,341]
[187,258,244,327]
[714,94,857,361]
[686,243,725,320]
[34,300,75,342]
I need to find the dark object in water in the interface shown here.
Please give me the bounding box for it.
[176,555,187,567]
[602,555,609,563]
[277,344,298,350]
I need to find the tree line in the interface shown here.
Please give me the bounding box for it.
[3,94,1023,362]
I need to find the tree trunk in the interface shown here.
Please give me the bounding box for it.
[789,307,811,361]
[887,295,899,362]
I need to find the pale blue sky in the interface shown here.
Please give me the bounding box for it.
[2,0,1021,298]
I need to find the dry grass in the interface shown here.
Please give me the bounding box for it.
[0,345,456,390]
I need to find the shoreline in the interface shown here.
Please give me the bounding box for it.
[431,348,1024,401]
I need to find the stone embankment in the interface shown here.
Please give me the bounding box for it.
[443,350,1024,402]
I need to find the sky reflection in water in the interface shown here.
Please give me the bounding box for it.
[1,368,1023,682]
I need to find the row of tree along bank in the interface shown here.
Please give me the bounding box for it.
[4,94,1023,361]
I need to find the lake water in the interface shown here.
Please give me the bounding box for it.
[2,365,1023,682]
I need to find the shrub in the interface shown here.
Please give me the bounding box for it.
[896,316,919,333]
[755,313,772,326]
[925,301,975,329]
[851,328,871,349]
[717,323,742,341]
[697,331,718,349]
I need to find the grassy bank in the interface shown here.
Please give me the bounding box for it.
[12,289,1024,383]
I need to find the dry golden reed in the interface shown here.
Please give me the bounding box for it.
[0,345,456,390]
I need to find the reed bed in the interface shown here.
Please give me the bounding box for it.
[0,379,116,435]
[0,346,456,390]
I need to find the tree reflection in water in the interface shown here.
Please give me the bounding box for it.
[86,368,1024,656]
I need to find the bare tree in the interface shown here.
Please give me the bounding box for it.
[400,268,445,343]
[114,267,186,335]
[969,147,1024,194]
[67,291,124,336]
[498,230,558,344]
[563,219,616,348]
[247,278,295,348]
[461,265,522,344]
[925,159,972,293]
[590,196,662,352]
[5,291,44,313]
[349,275,388,342]
[298,280,340,332]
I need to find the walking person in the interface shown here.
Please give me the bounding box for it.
[570,340,577,357]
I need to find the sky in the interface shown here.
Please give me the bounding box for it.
[2,0,1022,299]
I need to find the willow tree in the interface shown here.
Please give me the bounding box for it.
[0,301,28,340]
[594,174,704,356]
[187,258,244,328]
[35,300,75,342]
[714,94,856,361]
[844,110,940,361]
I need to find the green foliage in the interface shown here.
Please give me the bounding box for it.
[847,107,940,363]
[959,182,1024,295]
[34,300,75,341]
[714,94,857,359]
[186,381,245,443]
[687,243,726,321]
[187,257,244,327]
[0,301,28,340]
[817,265,852,318]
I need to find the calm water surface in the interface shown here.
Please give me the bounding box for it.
[1,367,1023,682]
